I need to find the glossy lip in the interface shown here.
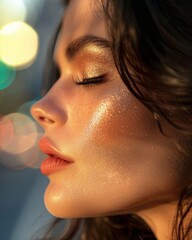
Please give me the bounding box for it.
[39,138,74,175]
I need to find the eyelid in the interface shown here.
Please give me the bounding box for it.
[74,74,108,86]
[53,60,108,87]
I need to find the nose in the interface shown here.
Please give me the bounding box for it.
[31,97,67,129]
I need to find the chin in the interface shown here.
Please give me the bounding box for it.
[44,192,96,219]
[44,193,116,219]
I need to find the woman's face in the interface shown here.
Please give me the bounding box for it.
[31,0,187,218]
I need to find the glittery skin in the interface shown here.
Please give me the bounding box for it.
[31,0,190,219]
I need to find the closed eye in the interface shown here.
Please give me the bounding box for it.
[74,74,108,87]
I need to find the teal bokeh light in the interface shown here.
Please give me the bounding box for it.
[0,61,15,90]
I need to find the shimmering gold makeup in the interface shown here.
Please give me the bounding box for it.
[31,0,188,220]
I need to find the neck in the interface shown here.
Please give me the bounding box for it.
[136,202,177,240]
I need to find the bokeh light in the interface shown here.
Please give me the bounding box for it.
[0,114,14,148]
[0,0,26,29]
[0,112,44,169]
[0,61,16,90]
[17,100,46,169]
[0,113,37,154]
[0,21,39,69]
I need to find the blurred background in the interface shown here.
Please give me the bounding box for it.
[0,0,64,239]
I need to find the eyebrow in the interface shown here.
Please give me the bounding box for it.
[65,35,111,60]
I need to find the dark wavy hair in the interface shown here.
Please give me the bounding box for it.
[39,0,192,239]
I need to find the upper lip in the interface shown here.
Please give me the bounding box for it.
[39,137,74,163]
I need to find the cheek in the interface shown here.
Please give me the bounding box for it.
[71,87,181,193]
[72,86,159,151]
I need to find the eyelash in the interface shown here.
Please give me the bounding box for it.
[74,74,107,87]
[54,64,107,87]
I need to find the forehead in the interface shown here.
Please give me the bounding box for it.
[61,0,109,44]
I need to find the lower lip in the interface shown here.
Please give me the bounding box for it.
[40,157,72,175]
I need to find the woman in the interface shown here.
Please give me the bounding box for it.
[31,0,192,239]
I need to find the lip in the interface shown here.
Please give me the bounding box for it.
[39,138,74,175]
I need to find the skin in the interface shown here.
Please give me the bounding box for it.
[31,0,191,239]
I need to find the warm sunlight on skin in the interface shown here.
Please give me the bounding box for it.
[31,0,191,239]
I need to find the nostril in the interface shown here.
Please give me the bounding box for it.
[38,116,55,124]
[39,116,45,121]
